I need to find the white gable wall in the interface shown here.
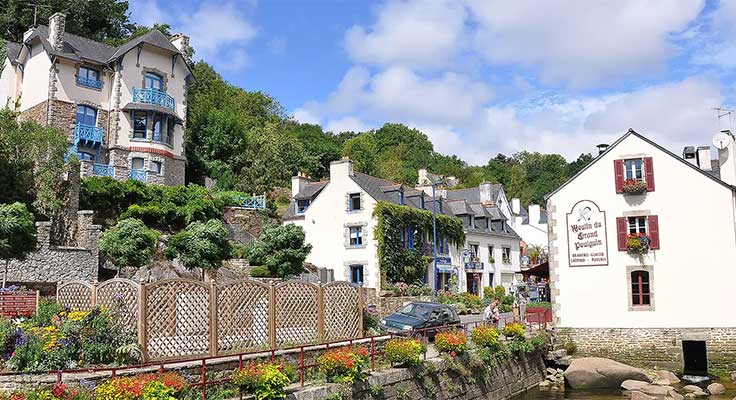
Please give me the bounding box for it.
[0,59,18,108]
[19,42,51,111]
[548,133,736,328]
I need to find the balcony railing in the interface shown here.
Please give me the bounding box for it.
[132,87,176,111]
[76,76,103,89]
[92,163,115,177]
[465,259,484,271]
[129,169,147,182]
[74,123,103,144]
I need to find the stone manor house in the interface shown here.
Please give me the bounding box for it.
[283,159,524,296]
[547,128,736,374]
[0,13,192,185]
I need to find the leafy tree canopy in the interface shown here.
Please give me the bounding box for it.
[0,109,69,217]
[164,219,231,272]
[99,218,159,270]
[0,0,135,43]
[0,202,36,262]
[245,224,312,279]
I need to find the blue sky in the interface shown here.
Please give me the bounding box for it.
[130,0,736,164]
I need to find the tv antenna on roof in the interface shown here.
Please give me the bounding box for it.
[713,107,736,132]
[22,1,52,27]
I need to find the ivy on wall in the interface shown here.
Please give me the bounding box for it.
[373,201,465,287]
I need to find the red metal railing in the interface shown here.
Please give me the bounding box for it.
[16,310,548,399]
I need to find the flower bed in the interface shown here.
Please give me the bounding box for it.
[471,326,501,350]
[0,301,138,372]
[626,233,650,254]
[384,338,426,367]
[502,322,525,340]
[317,346,369,384]
[622,179,647,195]
[232,362,291,400]
[434,330,467,356]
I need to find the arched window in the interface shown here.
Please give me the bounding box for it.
[631,271,650,306]
[76,105,97,126]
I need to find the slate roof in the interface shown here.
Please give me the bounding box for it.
[4,42,22,65]
[19,26,184,67]
[445,184,502,204]
[515,204,548,225]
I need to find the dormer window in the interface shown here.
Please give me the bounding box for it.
[297,199,310,214]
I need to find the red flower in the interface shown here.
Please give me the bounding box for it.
[52,383,66,398]
[450,351,456,358]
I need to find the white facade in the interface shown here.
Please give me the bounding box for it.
[548,130,736,329]
[288,161,382,289]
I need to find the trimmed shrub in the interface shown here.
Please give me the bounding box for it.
[384,338,426,367]
[249,265,271,278]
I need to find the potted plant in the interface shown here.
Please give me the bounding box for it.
[489,256,495,264]
[622,179,647,195]
[626,233,650,255]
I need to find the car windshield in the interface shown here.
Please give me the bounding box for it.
[398,304,433,318]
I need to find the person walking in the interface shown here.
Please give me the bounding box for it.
[516,287,528,323]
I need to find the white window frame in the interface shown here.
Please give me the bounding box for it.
[628,216,647,235]
[624,158,645,181]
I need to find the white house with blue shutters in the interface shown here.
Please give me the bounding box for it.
[0,13,192,185]
[283,159,522,295]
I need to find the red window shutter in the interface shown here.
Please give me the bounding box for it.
[614,159,624,193]
[616,217,628,251]
[648,215,660,250]
[644,157,655,192]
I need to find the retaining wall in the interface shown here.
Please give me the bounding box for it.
[293,351,546,400]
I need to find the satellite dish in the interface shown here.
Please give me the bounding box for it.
[713,131,732,150]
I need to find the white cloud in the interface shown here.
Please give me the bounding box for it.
[689,0,736,69]
[325,117,371,133]
[292,108,321,125]
[344,0,468,70]
[466,0,704,87]
[128,1,257,69]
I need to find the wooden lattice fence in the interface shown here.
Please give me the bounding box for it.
[56,278,363,362]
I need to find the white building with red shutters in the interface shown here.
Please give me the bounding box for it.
[546,128,736,374]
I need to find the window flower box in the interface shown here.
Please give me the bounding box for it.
[626,233,650,255]
[622,179,647,195]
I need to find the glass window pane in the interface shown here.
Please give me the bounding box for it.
[133,112,147,138]
[131,158,144,170]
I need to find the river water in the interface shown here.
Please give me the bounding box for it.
[512,378,736,400]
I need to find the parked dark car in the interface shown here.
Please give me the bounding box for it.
[379,302,460,338]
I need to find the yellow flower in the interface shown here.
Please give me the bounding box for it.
[67,310,89,322]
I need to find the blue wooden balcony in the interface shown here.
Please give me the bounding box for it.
[76,75,103,89]
[132,88,176,111]
[231,194,266,210]
[129,169,147,182]
[74,123,103,144]
[92,163,115,177]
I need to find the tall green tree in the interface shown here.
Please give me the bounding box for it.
[0,203,36,287]
[0,109,69,217]
[342,133,379,176]
[285,122,340,179]
[99,218,159,276]
[245,224,312,279]
[0,0,135,43]
[165,219,231,279]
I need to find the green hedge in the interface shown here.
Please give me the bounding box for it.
[80,177,260,231]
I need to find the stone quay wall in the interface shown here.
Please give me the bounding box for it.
[222,207,269,244]
[294,351,545,400]
[555,327,736,373]
[363,288,435,318]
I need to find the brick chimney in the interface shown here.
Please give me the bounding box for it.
[48,13,66,52]
[479,182,494,205]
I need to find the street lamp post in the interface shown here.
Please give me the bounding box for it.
[431,180,442,293]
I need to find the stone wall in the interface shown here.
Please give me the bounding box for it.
[294,351,545,400]
[222,207,270,244]
[18,101,48,125]
[7,215,100,285]
[555,327,736,373]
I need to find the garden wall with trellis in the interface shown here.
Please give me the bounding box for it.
[56,278,363,362]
